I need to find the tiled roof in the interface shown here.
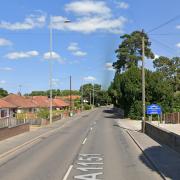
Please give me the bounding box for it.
[0,99,17,108]
[29,96,50,108]
[2,94,37,108]
[53,98,69,107]
[28,96,69,108]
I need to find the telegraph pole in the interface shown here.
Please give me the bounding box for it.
[49,16,53,124]
[81,84,84,110]
[90,91,92,107]
[93,85,94,107]
[70,75,72,111]
[142,30,146,133]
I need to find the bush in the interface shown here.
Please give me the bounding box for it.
[83,104,91,110]
[37,108,49,120]
[128,101,142,120]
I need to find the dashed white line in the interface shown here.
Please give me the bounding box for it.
[63,165,73,180]
[82,138,87,145]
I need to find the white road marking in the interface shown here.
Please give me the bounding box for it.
[82,138,87,145]
[79,156,103,162]
[0,121,69,161]
[77,167,103,172]
[90,127,93,131]
[79,154,101,156]
[74,172,103,180]
[77,162,104,166]
[63,165,73,180]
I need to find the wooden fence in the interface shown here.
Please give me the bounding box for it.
[162,112,180,124]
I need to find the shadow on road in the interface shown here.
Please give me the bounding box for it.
[103,108,124,119]
[139,146,180,180]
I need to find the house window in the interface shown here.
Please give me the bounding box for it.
[1,109,8,118]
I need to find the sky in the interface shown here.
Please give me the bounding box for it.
[0,0,180,94]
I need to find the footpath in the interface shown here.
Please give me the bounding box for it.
[0,109,94,158]
[117,119,180,180]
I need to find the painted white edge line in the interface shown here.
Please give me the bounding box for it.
[0,125,64,160]
[63,165,73,180]
[82,138,87,145]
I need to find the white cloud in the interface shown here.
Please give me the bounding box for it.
[67,42,87,57]
[105,62,115,71]
[0,80,6,84]
[0,67,13,71]
[43,51,60,60]
[176,43,180,48]
[72,51,87,57]
[5,51,39,60]
[52,1,127,34]
[154,54,160,59]
[43,51,64,63]
[65,0,111,17]
[0,38,12,46]
[176,25,180,29]
[84,76,96,81]
[52,16,127,34]
[67,42,79,51]
[0,13,46,31]
[116,2,129,9]
[52,78,60,86]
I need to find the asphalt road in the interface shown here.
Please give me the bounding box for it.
[0,107,162,180]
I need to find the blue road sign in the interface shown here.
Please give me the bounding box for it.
[146,104,162,115]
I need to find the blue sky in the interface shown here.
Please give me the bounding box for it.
[0,0,180,94]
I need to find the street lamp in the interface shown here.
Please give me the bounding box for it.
[49,16,71,124]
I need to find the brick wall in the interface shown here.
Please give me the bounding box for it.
[144,122,180,154]
[0,123,30,141]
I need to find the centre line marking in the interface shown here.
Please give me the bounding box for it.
[82,138,87,145]
[63,165,73,180]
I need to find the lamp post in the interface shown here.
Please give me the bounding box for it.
[49,16,71,124]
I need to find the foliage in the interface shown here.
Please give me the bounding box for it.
[0,88,8,98]
[26,89,80,97]
[80,83,110,106]
[113,31,154,72]
[83,103,92,110]
[109,30,179,119]
[153,56,180,91]
[37,108,49,120]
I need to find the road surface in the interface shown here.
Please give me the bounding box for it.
[0,107,162,180]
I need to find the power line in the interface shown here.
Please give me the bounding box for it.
[150,37,179,56]
[148,14,180,33]
[149,33,180,36]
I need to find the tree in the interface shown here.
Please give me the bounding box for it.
[0,88,8,98]
[113,31,154,72]
[80,84,110,106]
[153,56,180,91]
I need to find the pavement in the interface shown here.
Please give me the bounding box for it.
[117,117,180,180]
[0,107,179,179]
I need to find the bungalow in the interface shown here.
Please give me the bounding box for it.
[0,99,16,119]
[2,94,37,114]
[27,96,69,110]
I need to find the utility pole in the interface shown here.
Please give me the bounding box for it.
[49,16,53,124]
[142,30,146,133]
[93,84,95,107]
[90,91,92,107]
[70,75,72,112]
[81,84,84,110]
